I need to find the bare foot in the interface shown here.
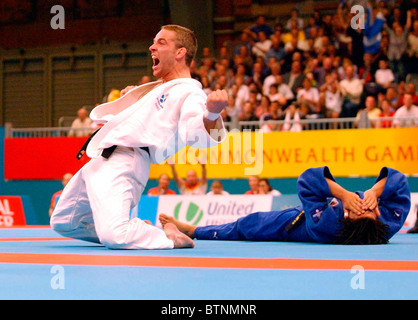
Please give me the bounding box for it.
[159,213,196,238]
[163,223,195,249]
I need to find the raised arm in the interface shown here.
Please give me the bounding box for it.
[177,87,227,149]
[203,89,228,135]
[200,163,207,186]
[170,164,184,190]
[405,10,412,31]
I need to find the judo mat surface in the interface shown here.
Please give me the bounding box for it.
[1,226,418,300]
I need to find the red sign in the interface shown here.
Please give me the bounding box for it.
[4,137,89,180]
[0,196,26,227]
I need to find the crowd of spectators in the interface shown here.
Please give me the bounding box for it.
[146,168,281,196]
[189,0,418,131]
[67,1,418,134]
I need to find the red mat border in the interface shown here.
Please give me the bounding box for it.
[0,252,417,271]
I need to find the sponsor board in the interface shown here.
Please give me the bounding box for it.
[0,196,26,227]
[155,195,273,227]
[149,128,418,179]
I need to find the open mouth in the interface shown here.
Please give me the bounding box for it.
[152,57,160,68]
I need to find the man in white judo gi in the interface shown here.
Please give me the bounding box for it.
[50,25,227,249]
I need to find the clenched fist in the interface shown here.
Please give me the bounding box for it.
[206,89,228,114]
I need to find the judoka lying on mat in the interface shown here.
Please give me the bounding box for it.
[159,166,411,245]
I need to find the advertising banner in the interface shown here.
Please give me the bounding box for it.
[0,196,26,227]
[155,195,273,227]
[5,128,418,179]
[149,128,418,179]
[4,137,89,180]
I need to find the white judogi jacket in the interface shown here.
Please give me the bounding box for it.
[87,78,226,163]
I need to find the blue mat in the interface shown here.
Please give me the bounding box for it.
[0,227,417,300]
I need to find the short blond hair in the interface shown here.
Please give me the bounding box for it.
[161,24,197,66]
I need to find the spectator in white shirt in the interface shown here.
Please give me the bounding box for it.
[297,77,320,112]
[207,180,230,196]
[393,93,418,128]
[252,31,272,60]
[375,59,395,89]
[258,178,281,196]
[263,62,281,94]
[285,8,304,31]
[339,65,364,117]
[274,75,294,102]
[267,83,287,107]
[231,75,250,110]
[224,95,240,129]
[323,76,343,127]
[68,106,94,137]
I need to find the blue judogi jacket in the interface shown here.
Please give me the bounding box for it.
[194,167,411,243]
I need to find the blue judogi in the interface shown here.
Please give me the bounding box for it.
[194,167,411,243]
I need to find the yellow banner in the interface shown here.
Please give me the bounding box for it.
[149,128,418,179]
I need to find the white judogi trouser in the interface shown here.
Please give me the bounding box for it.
[50,146,174,249]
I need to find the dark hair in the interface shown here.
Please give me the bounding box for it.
[334,218,389,245]
[259,178,273,191]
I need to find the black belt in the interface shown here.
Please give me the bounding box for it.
[285,210,305,232]
[76,128,100,160]
[101,145,150,159]
[76,128,149,160]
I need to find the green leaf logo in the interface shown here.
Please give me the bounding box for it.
[173,201,204,226]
